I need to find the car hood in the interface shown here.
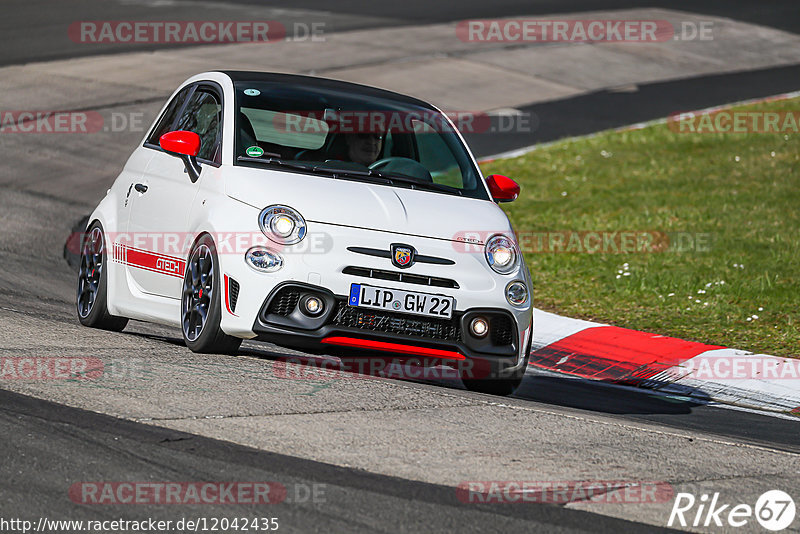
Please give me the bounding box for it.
[224,166,512,244]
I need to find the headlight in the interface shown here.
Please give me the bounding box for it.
[485,234,518,274]
[271,214,295,237]
[506,280,528,306]
[245,246,283,272]
[259,205,306,245]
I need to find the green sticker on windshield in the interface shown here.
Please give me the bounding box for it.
[246,146,264,157]
[244,89,260,96]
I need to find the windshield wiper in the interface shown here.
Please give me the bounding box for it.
[237,156,315,173]
[308,165,393,184]
[369,170,463,195]
[238,157,393,184]
[237,156,461,195]
[310,165,372,177]
[311,163,462,194]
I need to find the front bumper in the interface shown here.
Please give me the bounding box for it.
[216,221,534,377]
[250,282,532,378]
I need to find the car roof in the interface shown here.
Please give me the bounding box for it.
[217,71,437,111]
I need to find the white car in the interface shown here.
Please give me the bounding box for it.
[77,71,533,395]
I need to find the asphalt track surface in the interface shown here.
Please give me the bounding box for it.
[2,198,799,529]
[0,388,676,533]
[2,1,800,532]
[464,63,800,157]
[4,0,799,66]
[4,1,799,154]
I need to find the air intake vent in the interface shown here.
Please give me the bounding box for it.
[333,303,461,341]
[490,314,514,346]
[267,287,301,316]
[228,278,240,313]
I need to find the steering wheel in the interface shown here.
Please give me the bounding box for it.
[368,157,433,182]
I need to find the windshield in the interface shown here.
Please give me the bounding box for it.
[233,80,488,200]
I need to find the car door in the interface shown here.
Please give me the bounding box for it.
[126,83,223,299]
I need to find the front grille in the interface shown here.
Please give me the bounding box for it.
[229,278,240,313]
[332,303,461,341]
[490,314,514,346]
[267,287,301,316]
[342,266,459,289]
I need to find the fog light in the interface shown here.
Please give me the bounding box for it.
[470,317,489,337]
[303,296,324,316]
[245,247,283,272]
[506,281,528,306]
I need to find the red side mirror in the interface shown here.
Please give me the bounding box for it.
[486,174,520,203]
[159,130,201,157]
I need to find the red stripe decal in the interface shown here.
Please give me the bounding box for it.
[321,336,465,360]
[529,326,724,383]
[122,243,185,262]
[113,244,185,278]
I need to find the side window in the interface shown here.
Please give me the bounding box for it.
[175,89,222,163]
[147,86,192,146]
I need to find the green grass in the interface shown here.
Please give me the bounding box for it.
[481,98,800,357]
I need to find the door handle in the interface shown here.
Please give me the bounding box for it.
[134,183,148,193]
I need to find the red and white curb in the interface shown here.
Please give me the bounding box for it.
[480,92,800,416]
[529,309,800,415]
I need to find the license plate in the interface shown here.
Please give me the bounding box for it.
[348,283,454,319]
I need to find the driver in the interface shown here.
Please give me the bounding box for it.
[344,133,383,166]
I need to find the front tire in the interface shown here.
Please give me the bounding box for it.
[462,374,524,396]
[462,347,530,396]
[181,235,242,354]
[76,222,128,331]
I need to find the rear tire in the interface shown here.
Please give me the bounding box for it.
[76,222,128,332]
[181,235,242,354]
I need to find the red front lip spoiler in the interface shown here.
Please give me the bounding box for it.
[320,336,466,360]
